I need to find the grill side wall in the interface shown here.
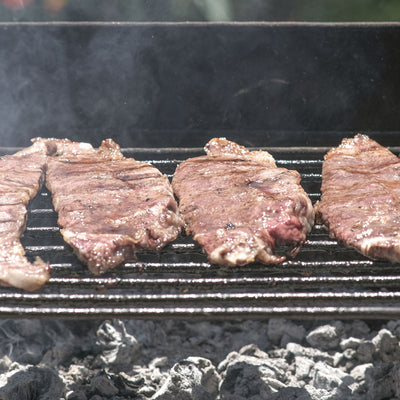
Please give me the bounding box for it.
[0,23,400,147]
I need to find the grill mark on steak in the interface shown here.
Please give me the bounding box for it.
[316,133,400,263]
[172,137,314,266]
[43,138,183,275]
[0,140,51,291]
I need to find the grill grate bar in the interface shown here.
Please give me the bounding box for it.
[2,145,399,319]
[1,291,400,313]
[1,306,400,320]
[26,227,59,232]
[43,275,400,287]
[5,290,400,301]
[30,208,54,214]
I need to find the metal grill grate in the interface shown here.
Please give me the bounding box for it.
[2,145,400,320]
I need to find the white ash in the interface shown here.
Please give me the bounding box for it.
[0,319,400,399]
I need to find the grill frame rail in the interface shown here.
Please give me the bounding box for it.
[2,145,400,320]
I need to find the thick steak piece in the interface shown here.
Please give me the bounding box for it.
[172,138,314,266]
[0,140,50,291]
[317,134,400,263]
[45,138,183,274]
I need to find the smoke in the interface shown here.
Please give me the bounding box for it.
[0,23,164,147]
[0,24,75,146]
[0,23,396,148]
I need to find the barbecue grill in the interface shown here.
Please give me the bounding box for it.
[1,22,400,319]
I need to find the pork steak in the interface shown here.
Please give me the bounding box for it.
[317,134,400,263]
[44,138,183,274]
[172,138,314,266]
[0,140,51,291]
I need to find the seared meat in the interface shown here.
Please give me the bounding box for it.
[44,138,182,275]
[0,140,51,291]
[172,138,314,266]
[317,134,400,263]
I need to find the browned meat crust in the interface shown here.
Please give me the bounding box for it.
[172,138,314,266]
[44,138,183,275]
[317,134,400,263]
[0,140,50,291]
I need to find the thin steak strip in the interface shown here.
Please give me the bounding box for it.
[172,138,314,266]
[317,134,400,263]
[44,138,182,274]
[0,140,51,291]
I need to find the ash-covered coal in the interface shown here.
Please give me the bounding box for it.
[0,319,400,399]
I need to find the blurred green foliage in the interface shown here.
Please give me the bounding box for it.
[1,0,400,22]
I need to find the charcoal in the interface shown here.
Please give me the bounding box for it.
[372,328,400,362]
[13,319,43,337]
[1,318,400,398]
[312,361,354,391]
[0,365,65,400]
[0,320,50,365]
[152,357,219,400]
[220,345,289,381]
[363,362,400,400]
[354,341,375,364]
[386,320,400,339]
[67,391,87,400]
[343,320,370,338]
[150,356,169,368]
[350,363,374,382]
[0,319,93,366]
[340,337,362,350]
[0,356,11,374]
[238,343,268,357]
[88,395,103,400]
[286,342,334,364]
[219,361,275,399]
[96,320,140,371]
[268,319,306,346]
[42,342,81,368]
[89,372,119,398]
[113,371,146,396]
[269,387,313,399]
[306,322,343,351]
[333,339,374,371]
[61,364,93,389]
[294,356,315,381]
[218,348,290,399]
[137,385,157,397]
[303,384,352,400]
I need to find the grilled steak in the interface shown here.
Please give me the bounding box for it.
[172,138,314,266]
[0,140,51,291]
[317,134,400,263]
[44,138,182,275]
